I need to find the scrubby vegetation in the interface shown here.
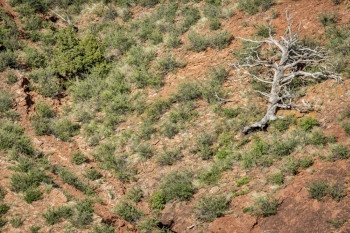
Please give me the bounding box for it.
[0,0,348,232]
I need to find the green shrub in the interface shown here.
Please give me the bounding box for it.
[52,27,106,78]
[188,31,209,52]
[0,121,34,155]
[194,195,228,222]
[156,147,183,166]
[328,183,346,202]
[238,0,274,15]
[29,68,61,98]
[31,116,52,136]
[283,156,299,175]
[0,186,6,201]
[329,144,349,160]
[157,54,185,74]
[0,50,17,72]
[299,117,319,131]
[115,201,143,223]
[269,172,284,185]
[165,32,182,48]
[272,115,296,132]
[179,6,201,33]
[327,218,347,229]
[126,187,143,203]
[207,30,232,49]
[10,168,51,192]
[31,102,56,136]
[71,151,89,165]
[198,165,222,185]
[149,171,194,209]
[23,47,46,69]
[194,132,216,160]
[237,177,250,187]
[318,13,337,27]
[135,142,153,160]
[249,195,278,217]
[70,199,94,227]
[0,92,13,114]
[52,118,80,141]
[0,218,6,227]
[57,168,94,195]
[309,129,327,146]
[255,24,275,38]
[172,81,202,102]
[10,217,23,228]
[299,156,314,169]
[90,223,115,233]
[6,71,18,85]
[29,225,41,233]
[342,122,350,135]
[332,0,344,4]
[308,180,328,200]
[0,204,10,216]
[84,168,102,181]
[24,187,43,203]
[160,120,179,139]
[146,99,170,121]
[209,18,221,30]
[270,138,297,156]
[43,205,73,225]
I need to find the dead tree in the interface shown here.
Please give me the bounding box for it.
[231,13,342,134]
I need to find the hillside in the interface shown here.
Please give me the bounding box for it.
[0,0,350,232]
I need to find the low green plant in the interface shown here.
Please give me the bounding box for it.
[198,165,222,185]
[270,138,298,156]
[283,156,300,175]
[10,217,23,228]
[6,71,17,85]
[126,187,143,203]
[269,172,284,185]
[115,201,143,223]
[299,117,319,132]
[308,129,327,146]
[0,204,10,216]
[57,168,94,195]
[308,180,328,200]
[135,142,153,160]
[329,144,349,161]
[299,156,314,169]
[318,13,337,27]
[84,168,102,181]
[194,132,216,160]
[90,223,115,233]
[255,24,275,38]
[71,151,89,165]
[194,195,228,222]
[327,183,346,202]
[327,218,347,229]
[24,187,43,203]
[70,199,94,227]
[0,185,6,200]
[52,118,80,141]
[188,31,209,52]
[342,122,350,136]
[149,171,194,210]
[172,81,202,102]
[272,115,296,132]
[43,205,73,225]
[238,0,274,15]
[249,195,278,217]
[237,177,250,187]
[156,147,183,166]
[157,54,185,74]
